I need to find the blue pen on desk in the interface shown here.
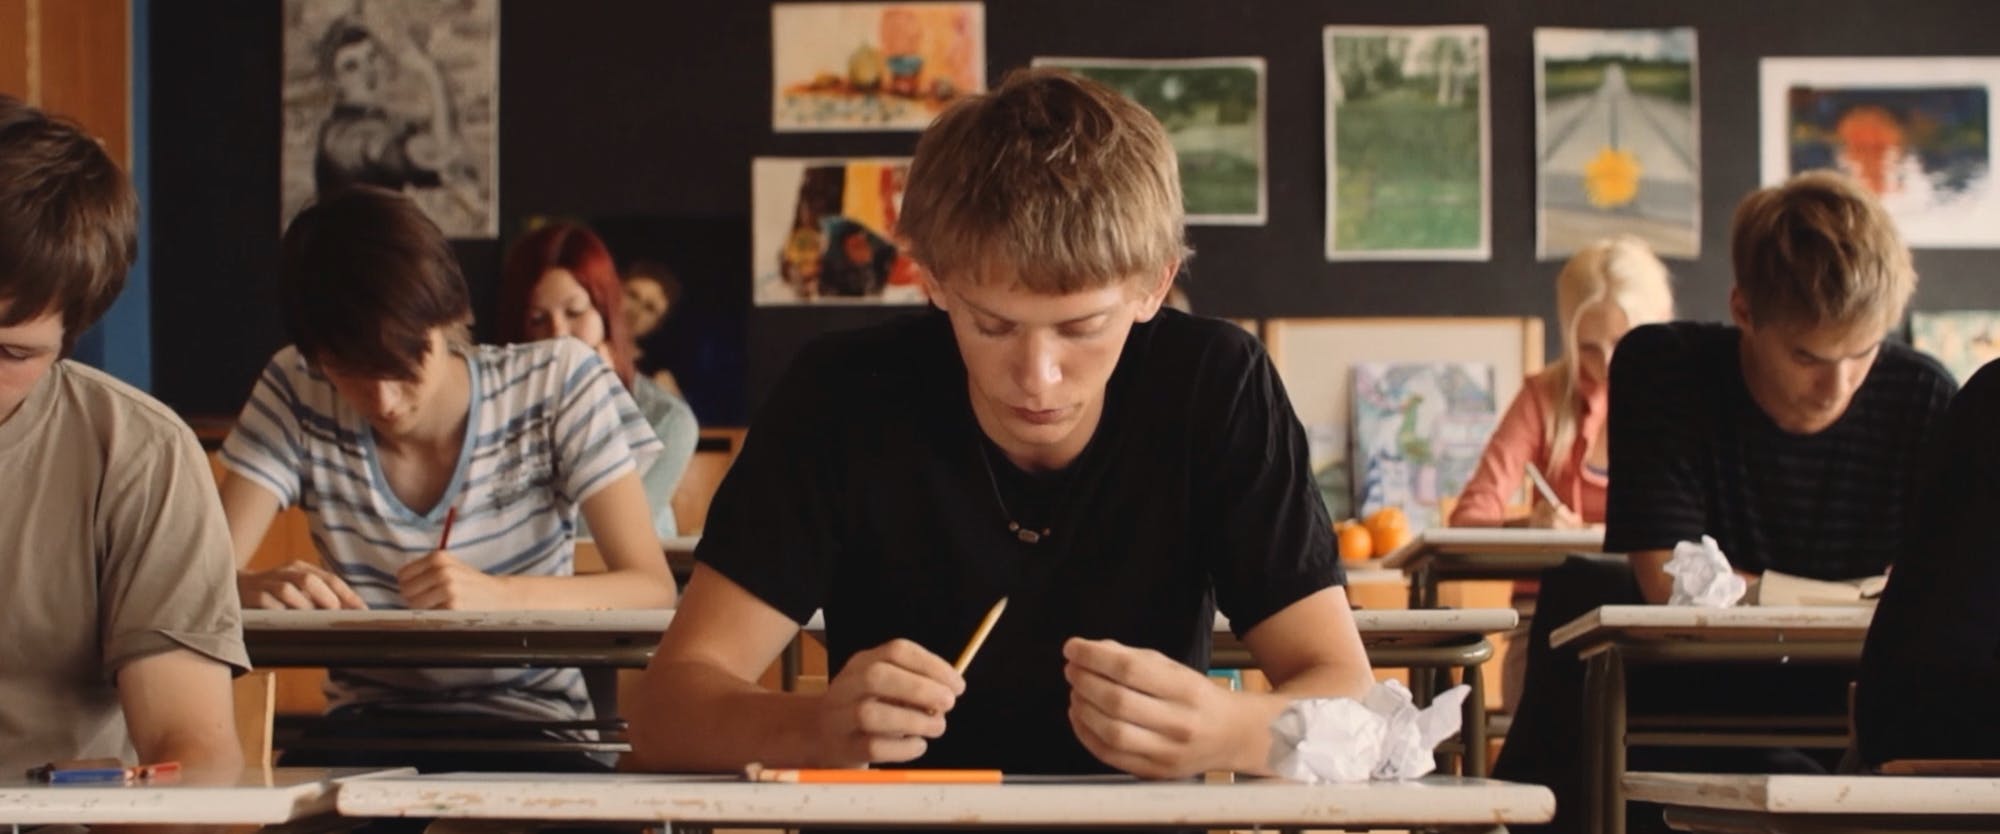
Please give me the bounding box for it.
[47,766,128,784]
[28,760,180,784]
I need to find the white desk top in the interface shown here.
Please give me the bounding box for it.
[1382,527,1606,569]
[1346,566,1406,585]
[1350,607,1519,635]
[246,607,1517,640]
[1624,772,2000,815]
[0,767,409,826]
[244,608,675,633]
[1549,605,1874,650]
[336,772,1555,827]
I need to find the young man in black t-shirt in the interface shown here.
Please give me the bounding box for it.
[1494,171,1956,834]
[626,69,1376,779]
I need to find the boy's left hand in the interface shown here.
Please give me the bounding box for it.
[1062,637,1246,779]
[397,550,514,610]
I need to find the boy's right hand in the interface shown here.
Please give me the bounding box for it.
[237,561,368,610]
[814,638,965,765]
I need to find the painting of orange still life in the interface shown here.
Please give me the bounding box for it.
[772,3,985,132]
[752,157,926,306]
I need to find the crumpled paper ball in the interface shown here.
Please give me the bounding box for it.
[1665,534,1746,607]
[1268,679,1471,783]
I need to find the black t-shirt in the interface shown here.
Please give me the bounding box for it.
[1856,358,2000,765]
[698,309,1342,774]
[1603,322,1956,578]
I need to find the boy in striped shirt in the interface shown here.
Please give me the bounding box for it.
[218,185,676,771]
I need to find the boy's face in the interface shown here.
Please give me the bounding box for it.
[316,328,458,441]
[0,302,63,426]
[927,266,1173,469]
[1731,288,1886,435]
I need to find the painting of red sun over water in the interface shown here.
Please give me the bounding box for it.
[1763,58,2000,248]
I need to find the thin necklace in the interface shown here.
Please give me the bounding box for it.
[976,440,1052,545]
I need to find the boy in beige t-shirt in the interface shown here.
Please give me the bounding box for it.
[0,95,248,777]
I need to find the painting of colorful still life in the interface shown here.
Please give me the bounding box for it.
[1762,58,2000,247]
[1351,362,1499,531]
[752,157,926,306]
[772,2,984,132]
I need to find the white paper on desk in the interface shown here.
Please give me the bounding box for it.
[1267,679,1471,783]
[1665,535,1746,607]
[1751,569,1887,606]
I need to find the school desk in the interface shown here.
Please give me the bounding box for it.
[800,607,1519,777]
[1551,605,1875,834]
[1624,772,2000,833]
[247,607,1515,774]
[335,771,1555,832]
[1383,527,1609,608]
[243,608,674,669]
[244,608,674,757]
[0,767,409,826]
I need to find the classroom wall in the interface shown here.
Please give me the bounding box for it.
[1,0,149,388]
[147,0,2000,421]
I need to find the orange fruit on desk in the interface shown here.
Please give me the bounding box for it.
[1363,507,1412,558]
[1335,521,1374,564]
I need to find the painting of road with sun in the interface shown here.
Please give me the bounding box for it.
[1535,27,1700,260]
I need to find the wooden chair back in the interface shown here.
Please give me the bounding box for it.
[232,670,277,770]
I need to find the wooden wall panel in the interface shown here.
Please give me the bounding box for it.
[0,0,29,99]
[32,0,128,166]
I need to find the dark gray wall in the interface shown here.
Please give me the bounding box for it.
[149,0,2000,421]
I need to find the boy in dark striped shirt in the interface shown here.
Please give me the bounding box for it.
[1496,171,1957,834]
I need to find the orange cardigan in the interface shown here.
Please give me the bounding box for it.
[1449,366,1608,526]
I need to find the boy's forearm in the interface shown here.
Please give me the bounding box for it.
[141,730,243,779]
[1224,664,1375,775]
[627,660,828,772]
[504,570,677,609]
[1630,550,1675,604]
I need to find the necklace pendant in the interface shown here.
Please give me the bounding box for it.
[1009,523,1045,545]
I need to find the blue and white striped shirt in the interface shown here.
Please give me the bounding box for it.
[221,338,661,722]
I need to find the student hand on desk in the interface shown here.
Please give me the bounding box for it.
[397,549,515,609]
[815,638,965,766]
[1529,501,1587,530]
[1063,637,1239,780]
[237,560,368,609]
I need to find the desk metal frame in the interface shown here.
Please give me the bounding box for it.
[1385,529,1607,610]
[1556,609,1871,834]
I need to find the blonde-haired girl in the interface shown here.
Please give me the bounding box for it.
[1452,235,1675,527]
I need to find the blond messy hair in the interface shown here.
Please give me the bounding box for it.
[899,67,1190,293]
[1547,235,1675,459]
[1732,170,1915,332]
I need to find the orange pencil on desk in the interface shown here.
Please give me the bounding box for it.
[746,764,1002,784]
